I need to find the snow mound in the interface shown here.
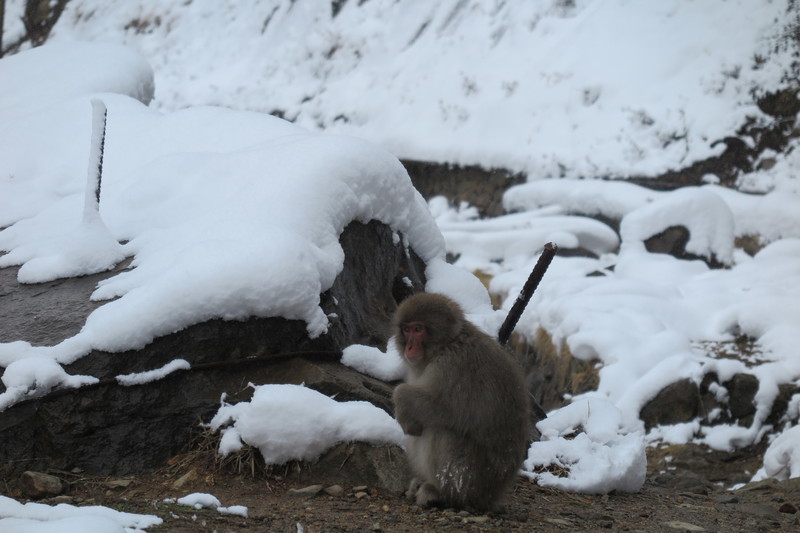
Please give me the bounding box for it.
[208,384,405,465]
[524,399,647,494]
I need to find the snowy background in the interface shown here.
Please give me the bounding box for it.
[2,0,800,530]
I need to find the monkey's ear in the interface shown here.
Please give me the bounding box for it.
[443,312,464,339]
[426,294,466,341]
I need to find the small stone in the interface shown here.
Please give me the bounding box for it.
[19,471,63,499]
[779,502,797,514]
[324,485,344,497]
[381,505,390,512]
[735,478,779,492]
[105,479,133,489]
[354,491,369,500]
[663,521,706,531]
[171,469,197,490]
[49,495,75,504]
[352,485,368,492]
[736,502,783,520]
[288,484,324,496]
[371,523,382,531]
[465,516,491,524]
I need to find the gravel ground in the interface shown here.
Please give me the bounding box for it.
[10,443,799,533]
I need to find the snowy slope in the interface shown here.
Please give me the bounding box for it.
[13,0,795,180]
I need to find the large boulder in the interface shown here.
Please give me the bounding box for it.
[0,220,424,478]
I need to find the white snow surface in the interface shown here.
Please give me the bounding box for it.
[0,3,799,529]
[341,343,406,382]
[116,359,190,386]
[170,493,248,517]
[752,425,800,482]
[0,495,161,533]
[176,492,221,510]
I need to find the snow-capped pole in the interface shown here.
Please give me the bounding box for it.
[83,98,108,223]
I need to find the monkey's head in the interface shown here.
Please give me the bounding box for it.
[393,293,464,365]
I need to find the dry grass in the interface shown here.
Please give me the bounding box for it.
[167,425,268,479]
[532,462,571,478]
[694,335,765,367]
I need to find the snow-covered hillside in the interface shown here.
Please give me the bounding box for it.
[5,0,796,180]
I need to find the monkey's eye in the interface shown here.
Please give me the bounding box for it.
[403,324,425,334]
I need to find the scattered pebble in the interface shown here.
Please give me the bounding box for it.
[663,520,706,531]
[324,485,344,497]
[105,478,133,489]
[288,484,324,496]
[171,469,197,490]
[545,518,572,526]
[736,502,783,520]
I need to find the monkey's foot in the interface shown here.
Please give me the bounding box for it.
[415,482,442,508]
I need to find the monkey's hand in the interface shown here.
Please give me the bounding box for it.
[393,384,424,436]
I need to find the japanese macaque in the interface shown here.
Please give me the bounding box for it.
[391,293,532,512]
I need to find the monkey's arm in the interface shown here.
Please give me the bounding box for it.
[392,383,426,436]
[393,382,466,437]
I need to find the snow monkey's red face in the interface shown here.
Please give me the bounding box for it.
[401,322,426,364]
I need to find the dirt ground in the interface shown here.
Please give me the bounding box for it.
[10,443,800,533]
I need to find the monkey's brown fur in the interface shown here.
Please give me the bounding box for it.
[392,293,532,512]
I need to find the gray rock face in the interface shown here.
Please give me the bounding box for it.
[0,220,425,480]
[644,225,727,268]
[0,258,124,347]
[404,160,525,218]
[640,378,701,430]
[283,442,410,494]
[640,372,800,432]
